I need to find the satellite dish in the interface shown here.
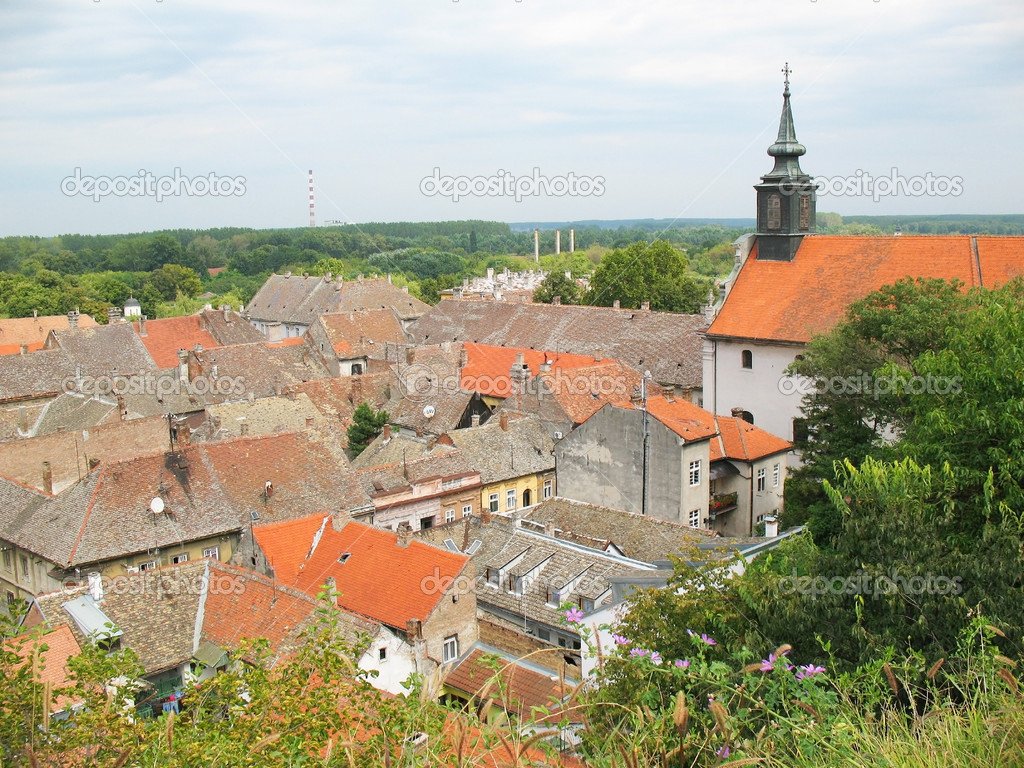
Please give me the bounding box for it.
[423,405,436,418]
[149,497,164,514]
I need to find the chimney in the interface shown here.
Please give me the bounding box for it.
[19,343,27,355]
[357,273,364,282]
[106,306,122,323]
[177,349,189,384]
[731,407,745,419]
[612,300,620,309]
[178,424,191,445]
[569,228,575,252]
[324,575,336,591]
[396,521,413,547]
[544,522,556,537]
[487,267,494,280]
[533,229,539,261]
[116,395,126,420]
[18,406,28,433]
[552,295,561,306]
[88,572,103,603]
[382,424,391,440]
[305,416,314,427]
[555,230,561,255]
[459,345,468,369]
[764,516,779,538]
[594,348,603,362]
[274,377,283,397]
[42,461,53,494]
[453,287,463,300]
[139,315,147,336]
[67,311,78,329]
[387,273,392,284]
[641,301,650,311]
[471,414,480,427]
[406,618,422,639]
[499,412,509,431]
[88,457,101,471]
[405,347,415,365]
[240,422,250,436]
[324,271,332,282]
[427,436,436,450]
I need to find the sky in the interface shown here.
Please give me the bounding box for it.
[1,0,1022,238]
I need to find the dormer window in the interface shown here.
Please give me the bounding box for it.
[338,552,351,564]
[485,567,500,587]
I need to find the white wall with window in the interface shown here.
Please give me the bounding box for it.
[442,634,459,663]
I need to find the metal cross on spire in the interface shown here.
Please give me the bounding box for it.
[782,62,792,91]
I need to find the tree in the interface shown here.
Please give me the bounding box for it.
[146,264,202,301]
[532,270,583,305]
[346,402,389,457]
[584,240,705,312]
[784,278,968,538]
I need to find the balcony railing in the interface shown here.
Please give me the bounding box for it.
[710,491,738,513]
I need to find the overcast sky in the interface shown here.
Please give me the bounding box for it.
[1,0,1021,237]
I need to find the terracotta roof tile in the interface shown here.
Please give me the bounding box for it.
[411,300,707,387]
[132,315,219,368]
[444,648,576,720]
[7,623,84,712]
[460,343,599,397]
[253,516,469,628]
[708,235,1024,343]
[0,314,99,353]
[617,395,719,443]
[712,414,791,461]
[248,275,430,325]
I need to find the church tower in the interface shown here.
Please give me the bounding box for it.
[754,63,816,261]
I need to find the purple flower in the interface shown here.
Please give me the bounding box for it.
[795,664,826,681]
[674,659,690,668]
[564,607,584,623]
[760,650,790,672]
[629,647,649,658]
[716,746,730,758]
[649,651,662,664]
[700,633,717,646]
[611,633,630,645]
[686,628,695,636]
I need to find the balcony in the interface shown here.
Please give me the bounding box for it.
[710,491,738,515]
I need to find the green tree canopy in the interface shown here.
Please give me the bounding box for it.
[532,270,583,305]
[346,402,389,457]
[584,240,706,312]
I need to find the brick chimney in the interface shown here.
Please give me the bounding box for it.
[177,349,189,384]
[382,424,391,440]
[116,395,126,420]
[612,300,620,309]
[641,301,650,311]
[471,414,480,427]
[396,521,413,547]
[552,296,561,306]
[42,461,53,494]
[731,407,745,419]
[106,306,122,323]
[67,311,79,329]
[499,412,509,431]
[139,315,147,336]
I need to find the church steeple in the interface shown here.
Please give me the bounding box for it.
[754,63,816,261]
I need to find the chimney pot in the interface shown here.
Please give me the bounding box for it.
[731,407,745,418]
[612,300,620,309]
[42,461,53,494]
[641,301,650,311]
[499,412,509,431]
[552,295,561,306]
[139,315,147,336]
[88,572,103,603]
[396,522,413,547]
[383,424,391,440]
[471,414,480,427]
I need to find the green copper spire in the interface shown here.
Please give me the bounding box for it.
[763,63,808,180]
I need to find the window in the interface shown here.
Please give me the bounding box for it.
[688,460,701,487]
[506,489,516,511]
[139,560,157,571]
[793,418,809,444]
[741,411,754,424]
[462,504,472,518]
[799,194,811,229]
[442,635,458,663]
[378,647,387,661]
[756,513,768,524]
[756,468,766,492]
[445,508,455,523]
[6,591,15,606]
[773,463,781,488]
[489,493,499,514]
[545,586,560,606]
[485,567,500,587]
[767,193,781,230]
[578,596,595,613]
[543,478,553,499]
[420,516,434,530]
[172,553,189,565]
[537,627,551,642]
[688,509,701,528]
[741,349,752,369]
[507,574,522,594]
[202,547,219,560]
[20,556,29,579]
[2,549,10,570]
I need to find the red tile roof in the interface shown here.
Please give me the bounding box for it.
[316,310,407,357]
[461,343,604,397]
[616,395,719,443]
[253,516,469,628]
[7,623,84,711]
[708,236,1024,343]
[132,315,220,368]
[0,315,99,354]
[711,413,791,461]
